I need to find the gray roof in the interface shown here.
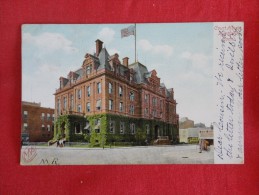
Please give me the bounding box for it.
[160,83,166,88]
[128,62,149,84]
[75,68,83,80]
[62,46,173,98]
[98,48,111,70]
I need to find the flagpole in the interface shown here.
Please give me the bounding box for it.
[135,23,137,63]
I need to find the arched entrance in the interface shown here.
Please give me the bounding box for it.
[154,125,160,139]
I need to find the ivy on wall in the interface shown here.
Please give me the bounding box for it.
[53,113,179,146]
[54,115,87,142]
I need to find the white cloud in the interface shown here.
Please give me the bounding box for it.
[23,32,78,53]
[97,27,115,45]
[180,51,212,76]
[108,48,120,55]
[22,62,80,108]
[138,39,173,57]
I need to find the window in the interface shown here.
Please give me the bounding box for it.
[77,104,81,112]
[95,119,101,125]
[41,113,45,121]
[152,97,157,105]
[41,124,45,131]
[47,113,51,121]
[97,82,101,94]
[119,102,123,112]
[130,91,134,101]
[75,122,81,134]
[96,100,101,111]
[146,124,150,134]
[120,122,125,134]
[87,86,91,97]
[64,97,67,109]
[86,65,92,75]
[109,99,113,110]
[57,99,60,115]
[145,108,148,116]
[160,100,163,109]
[95,119,100,133]
[52,114,55,121]
[109,121,115,134]
[23,111,28,119]
[23,123,28,131]
[130,105,134,115]
[85,121,90,134]
[130,76,133,82]
[47,124,50,131]
[70,95,74,110]
[108,82,113,94]
[77,89,82,99]
[130,123,135,134]
[144,94,148,102]
[86,102,90,112]
[152,110,157,117]
[119,86,123,96]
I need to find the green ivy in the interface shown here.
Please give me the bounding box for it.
[53,113,179,146]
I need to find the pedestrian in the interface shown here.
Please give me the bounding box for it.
[199,139,202,153]
[57,139,60,147]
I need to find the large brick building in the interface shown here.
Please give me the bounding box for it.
[54,39,179,145]
[21,101,55,142]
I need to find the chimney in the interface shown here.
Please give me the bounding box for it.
[122,57,129,67]
[95,39,103,57]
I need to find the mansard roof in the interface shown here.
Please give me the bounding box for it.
[59,40,174,97]
[98,48,111,70]
[128,62,149,84]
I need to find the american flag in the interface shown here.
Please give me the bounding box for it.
[121,25,135,38]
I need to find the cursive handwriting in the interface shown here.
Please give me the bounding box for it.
[214,23,244,163]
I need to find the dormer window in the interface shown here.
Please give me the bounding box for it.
[86,65,92,75]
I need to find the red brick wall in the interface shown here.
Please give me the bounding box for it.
[22,102,54,142]
[55,59,178,126]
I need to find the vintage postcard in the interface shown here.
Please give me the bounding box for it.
[21,23,244,165]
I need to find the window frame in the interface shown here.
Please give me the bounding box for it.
[77,104,82,113]
[86,102,90,112]
[120,122,125,134]
[97,82,102,94]
[130,91,134,101]
[130,123,136,134]
[109,99,113,110]
[119,86,123,97]
[108,82,113,94]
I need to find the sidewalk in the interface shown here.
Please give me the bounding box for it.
[21,144,214,165]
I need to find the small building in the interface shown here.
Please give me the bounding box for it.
[199,129,214,145]
[179,117,194,129]
[179,127,211,144]
[21,101,55,142]
[194,123,206,128]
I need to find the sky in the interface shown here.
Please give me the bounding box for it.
[22,23,214,126]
